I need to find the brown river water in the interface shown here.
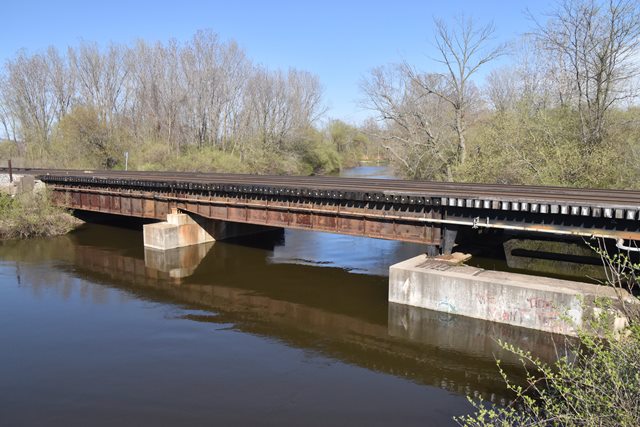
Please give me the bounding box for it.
[0,166,581,426]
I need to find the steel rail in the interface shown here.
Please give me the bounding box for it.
[46,170,640,199]
[6,167,640,206]
[5,166,639,197]
[52,176,640,205]
[16,167,639,196]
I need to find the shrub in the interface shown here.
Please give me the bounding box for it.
[300,142,341,175]
[455,246,640,427]
[0,191,81,239]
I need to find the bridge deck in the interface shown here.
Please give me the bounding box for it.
[7,168,640,244]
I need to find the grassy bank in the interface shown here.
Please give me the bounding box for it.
[0,191,81,239]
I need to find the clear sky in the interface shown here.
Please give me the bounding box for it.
[2,0,555,123]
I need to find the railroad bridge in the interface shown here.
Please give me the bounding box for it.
[6,167,638,334]
[10,168,640,253]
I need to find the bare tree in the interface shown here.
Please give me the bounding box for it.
[485,36,560,113]
[217,41,250,150]
[176,30,251,148]
[534,0,640,147]
[287,69,326,128]
[362,16,503,179]
[243,67,324,149]
[0,29,327,168]
[3,51,55,145]
[46,46,76,123]
[405,16,505,165]
[129,39,189,151]
[486,67,519,112]
[0,76,19,142]
[70,42,130,125]
[361,65,456,179]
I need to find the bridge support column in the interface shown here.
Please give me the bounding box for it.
[441,227,458,255]
[143,212,278,250]
[388,254,635,335]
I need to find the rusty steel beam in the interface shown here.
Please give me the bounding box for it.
[39,170,640,245]
[49,185,442,245]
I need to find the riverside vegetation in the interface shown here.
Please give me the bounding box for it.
[0,191,79,239]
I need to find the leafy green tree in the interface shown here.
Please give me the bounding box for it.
[49,105,124,168]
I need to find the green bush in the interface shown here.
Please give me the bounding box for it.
[0,191,80,239]
[300,142,341,175]
[0,140,20,161]
[43,105,128,169]
[138,145,249,173]
[453,107,640,189]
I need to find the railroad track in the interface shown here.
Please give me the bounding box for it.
[5,167,640,208]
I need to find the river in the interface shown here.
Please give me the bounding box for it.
[0,166,570,426]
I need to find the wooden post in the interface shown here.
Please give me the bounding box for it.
[8,159,12,183]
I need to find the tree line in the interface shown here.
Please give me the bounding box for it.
[2,0,639,188]
[0,30,375,173]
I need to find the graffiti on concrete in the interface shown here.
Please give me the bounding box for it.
[437,297,457,314]
[474,292,563,330]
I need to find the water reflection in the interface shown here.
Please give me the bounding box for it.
[144,243,213,280]
[339,165,395,179]
[271,229,426,276]
[0,225,566,406]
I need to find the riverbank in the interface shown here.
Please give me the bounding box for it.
[0,190,81,239]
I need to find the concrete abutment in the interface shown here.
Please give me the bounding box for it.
[389,254,635,336]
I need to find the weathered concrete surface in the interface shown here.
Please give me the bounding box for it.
[143,212,280,250]
[0,174,39,196]
[389,254,634,335]
[143,213,214,250]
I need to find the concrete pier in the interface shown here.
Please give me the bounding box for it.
[389,254,634,335]
[143,213,213,250]
[143,212,279,250]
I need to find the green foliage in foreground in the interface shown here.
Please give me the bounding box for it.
[0,191,80,239]
[456,250,640,427]
[456,328,640,426]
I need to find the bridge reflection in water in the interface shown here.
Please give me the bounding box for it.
[1,224,569,405]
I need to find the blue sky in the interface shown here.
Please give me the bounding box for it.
[2,0,554,123]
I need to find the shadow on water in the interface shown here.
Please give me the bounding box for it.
[0,223,570,405]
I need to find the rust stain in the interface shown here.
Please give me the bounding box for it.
[49,182,640,246]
